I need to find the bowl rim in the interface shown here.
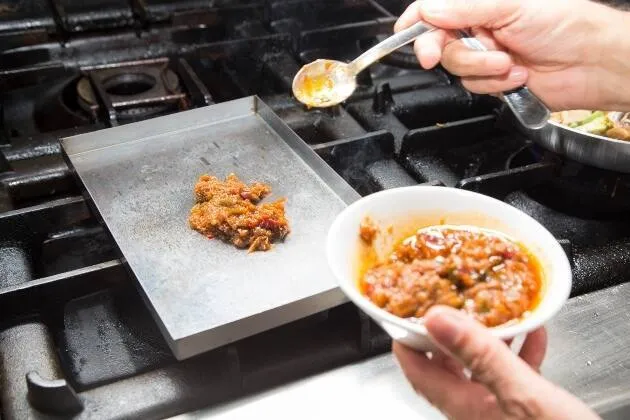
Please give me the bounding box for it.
[326,185,573,340]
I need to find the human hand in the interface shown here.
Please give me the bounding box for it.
[395,0,630,111]
[393,306,601,420]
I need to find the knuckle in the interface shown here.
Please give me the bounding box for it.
[479,54,501,73]
[441,51,465,74]
[458,52,476,70]
[461,334,500,382]
[443,43,485,74]
[449,0,476,19]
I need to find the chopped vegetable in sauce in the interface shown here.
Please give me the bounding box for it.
[359,224,542,327]
[359,217,378,245]
[188,173,290,252]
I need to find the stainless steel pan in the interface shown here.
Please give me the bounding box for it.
[518,114,630,173]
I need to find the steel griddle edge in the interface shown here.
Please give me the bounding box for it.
[60,96,360,360]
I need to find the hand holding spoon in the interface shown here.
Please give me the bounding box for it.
[292,22,550,130]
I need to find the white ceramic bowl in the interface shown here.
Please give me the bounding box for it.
[326,186,572,352]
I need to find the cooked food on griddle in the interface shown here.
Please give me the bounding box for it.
[550,110,630,140]
[189,173,290,252]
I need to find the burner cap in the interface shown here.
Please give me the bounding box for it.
[101,73,157,96]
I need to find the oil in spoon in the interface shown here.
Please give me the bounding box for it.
[291,59,356,108]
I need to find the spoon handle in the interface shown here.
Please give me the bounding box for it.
[349,24,550,130]
[454,29,550,130]
[349,21,436,75]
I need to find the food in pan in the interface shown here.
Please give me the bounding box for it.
[188,173,290,252]
[550,110,630,140]
[358,222,542,327]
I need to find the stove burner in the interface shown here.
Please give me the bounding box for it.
[76,60,185,123]
[508,144,630,218]
[102,73,157,96]
[33,75,93,133]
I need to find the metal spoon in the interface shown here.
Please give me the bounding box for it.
[292,22,550,130]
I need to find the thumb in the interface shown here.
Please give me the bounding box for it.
[395,0,522,32]
[424,306,545,399]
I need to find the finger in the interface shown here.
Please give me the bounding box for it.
[394,1,423,32]
[431,349,467,379]
[393,342,471,412]
[519,327,547,372]
[460,66,528,94]
[413,29,448,69]
[423,306,546,401]
[471,27,505,51]
[442,40,513,76]
[470,339,511,383]
[413,0,522,30]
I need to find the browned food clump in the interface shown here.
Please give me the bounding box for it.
[359,217,378,245]
[189,173,290,252]
[360,225,542,327]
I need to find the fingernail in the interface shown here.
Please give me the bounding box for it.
[421,0,446,17]
[508,66,528,82]
[424,307,465,349]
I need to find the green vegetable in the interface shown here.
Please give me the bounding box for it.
[574,115,614,135]
[569,111,606,128]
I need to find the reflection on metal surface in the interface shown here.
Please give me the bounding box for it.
[171,282,630,419]
[543,282,630,413]
[520,120,630,173]
[172,353,445,420]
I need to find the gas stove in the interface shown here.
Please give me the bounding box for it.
[2,1,630,418]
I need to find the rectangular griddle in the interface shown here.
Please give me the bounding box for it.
[61,96,360,360]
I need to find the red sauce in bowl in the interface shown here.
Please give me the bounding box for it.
[359,224,543,327]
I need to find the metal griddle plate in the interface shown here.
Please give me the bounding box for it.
[60,96,360,360]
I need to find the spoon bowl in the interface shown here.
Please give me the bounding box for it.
[291,59,356,108]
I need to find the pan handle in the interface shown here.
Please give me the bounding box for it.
[454,29,551,130]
